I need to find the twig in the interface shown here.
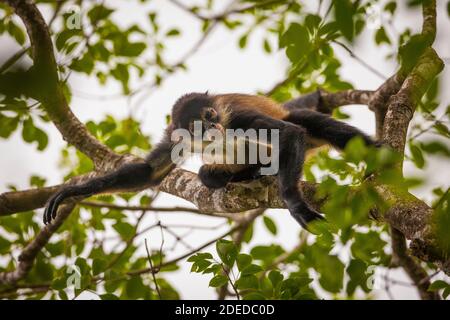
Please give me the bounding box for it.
[332,40,388,80]
[0,47,29,74]
[126,224,243,277]
[220,263,240,300]
[81,200,200,214]
[144,238,162,299]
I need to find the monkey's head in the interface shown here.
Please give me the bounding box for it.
[171,92,225,137]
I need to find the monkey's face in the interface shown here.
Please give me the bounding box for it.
[172,94,224,139]
[188,107,225,138]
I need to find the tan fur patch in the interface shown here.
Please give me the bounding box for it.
[215,94,288,120]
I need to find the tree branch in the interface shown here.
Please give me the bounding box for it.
[0,185,60,216]
[0,203,75,285]
[1,0,119,169]
[284,89,374,114]
[391,228,440,300]
[383,48,443,153]
[374,0,444,300]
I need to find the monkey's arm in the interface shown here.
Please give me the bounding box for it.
[198,164,261,189]
[44,139,175,224]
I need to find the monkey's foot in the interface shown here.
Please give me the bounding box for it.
[43,187,75,225]
[290,205,326,233]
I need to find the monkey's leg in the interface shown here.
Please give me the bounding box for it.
[247,115,325,229]
[285,109,378,149]
[198,164,261,189]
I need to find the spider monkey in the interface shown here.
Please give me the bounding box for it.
[43,92,377,229]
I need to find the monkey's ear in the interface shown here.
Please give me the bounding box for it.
[165,123,175,135]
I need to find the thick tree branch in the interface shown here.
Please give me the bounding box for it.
[383,48,443,153]
[284,89,374,114]
[0,185,60,216]
[375,0,444,300]
[1,0,119,169]
[369,72,407,139]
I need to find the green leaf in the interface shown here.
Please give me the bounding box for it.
[344,136,367,163]
[125,276,147,299]
[263,216,277,235]
[351,231,387,264]
[280,23,308,48]
[70,53,95,74]
[92,259,107,275]
[113,221,135,240]
[30,175,46,187]
[236,254,252,271]
[434,122,450,138]
[0,115,19,138]
[263,38,272,53]
[311,248,344,293]
[0,236,11,254]
[384,2,397,15]
[268,270,283,287]
[34,259,54,282]
[346,259,370,295]
[100,293,120,300]
[375,27,391,45]
[305,14,321,33]
[420,141,450,157]
[333,0,355,41]
[166,28,181,37]
[428,280,449,291]
[432,199,450,257]
[238,33,248,49]
[111,63,130,94]
[58,290,69,300]
[187,252,213,262]
[75,257,91,276]
[56,29,81,51]
[243,292,266,300]
[398,34,428,71]
[191,259,213,273]
[216,239,238,267]
[203,264,221,274]
[443,287,450,299]
[241,264,262,276]
[7,21,25,45]
[236,274,259,290]
[209,275,228,287]
[21,118,49,151]
[88,5,114,23]
[52,277,67,291]
[121,42,146,57]
[250,245,285,264]
[280,23,310,63]
[409,143,425,168]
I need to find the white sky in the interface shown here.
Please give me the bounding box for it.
[0,0,449,299]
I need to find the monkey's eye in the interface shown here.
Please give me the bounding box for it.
[203,108,217,121]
